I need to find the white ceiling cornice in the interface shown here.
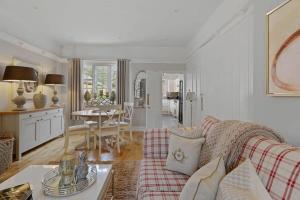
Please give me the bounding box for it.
[185,0,252,61]
[0,31,68,63]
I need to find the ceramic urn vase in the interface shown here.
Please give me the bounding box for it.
[84,90,91,103]
[33,92,47,109]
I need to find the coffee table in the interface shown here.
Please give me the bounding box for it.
[0,164,113,200]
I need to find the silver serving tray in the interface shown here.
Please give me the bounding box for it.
[41,165,97,197]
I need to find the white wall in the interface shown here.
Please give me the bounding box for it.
[185,0,254,126]
[186,0,300,145]
[0,39,68,111]
[252,0,300,146]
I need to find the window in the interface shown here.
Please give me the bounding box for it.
[82,62,117,97]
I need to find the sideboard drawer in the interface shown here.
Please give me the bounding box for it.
[20,108,63,120]
[47,108,63,115]
[21,111,46,120]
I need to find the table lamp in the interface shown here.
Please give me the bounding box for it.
[45,74,65,107]
[186,90,196,127]
[2,65,38,111]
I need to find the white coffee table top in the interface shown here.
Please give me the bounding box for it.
[0,164,112,200]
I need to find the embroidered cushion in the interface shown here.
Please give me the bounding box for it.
[216,159,272,200]
[168,126,203,139]
[180,156,226,200]
[166,133,205,175]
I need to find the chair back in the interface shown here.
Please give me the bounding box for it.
[97,104,122,129]
[123,102,134,122]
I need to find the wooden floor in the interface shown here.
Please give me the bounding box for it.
[0,131,144,183]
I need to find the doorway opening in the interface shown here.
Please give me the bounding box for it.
[161,73,184,128]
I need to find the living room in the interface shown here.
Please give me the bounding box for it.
[0,0,300,199]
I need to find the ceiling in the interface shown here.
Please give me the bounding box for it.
[0,0,223,54]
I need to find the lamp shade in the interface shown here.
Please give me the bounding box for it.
[45,74,65,85]
[2,65,38,82]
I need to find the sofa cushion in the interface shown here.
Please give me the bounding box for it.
[166,134,205,175]
[144,128,169,159]
[168,126,203,139]
[180,156,225,200]
[216,159,272,200]
[137,159,189,195]
[138,191,180,200]
[238,135,300,200]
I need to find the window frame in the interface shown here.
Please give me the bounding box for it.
[82,61,117,96]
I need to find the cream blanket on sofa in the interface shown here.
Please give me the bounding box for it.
[199,120,285,172]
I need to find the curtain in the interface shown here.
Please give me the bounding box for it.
[70,58,82,120]
[117,59,130,108]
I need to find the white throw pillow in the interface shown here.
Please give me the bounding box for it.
[216,159,272,200]
[168,126,203,139]
[180,156,226,200]
[165,133,205,175]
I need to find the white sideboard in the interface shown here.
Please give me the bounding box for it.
[0,107,65,160]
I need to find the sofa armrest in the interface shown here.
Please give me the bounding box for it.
[238,135,300,200]
[144,128,169,159]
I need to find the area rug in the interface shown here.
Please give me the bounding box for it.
[104,160,141,200]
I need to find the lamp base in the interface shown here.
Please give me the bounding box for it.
[12,107,27,111]
[12,83,27,111]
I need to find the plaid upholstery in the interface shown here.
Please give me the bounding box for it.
[137,159,189,199]
[140,127,300,199]
[144,128,169,159]
[200,115,220,137]
[238,135,300,200]
[139,191,180,200]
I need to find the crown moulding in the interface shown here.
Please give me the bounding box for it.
[0,31,68,64]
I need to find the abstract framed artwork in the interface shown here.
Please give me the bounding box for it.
[267,0,300,96]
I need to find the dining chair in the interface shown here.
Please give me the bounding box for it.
[89,104,122,155]
[64,122,94,153]
[64,108,98,152]
[120,102,134,141]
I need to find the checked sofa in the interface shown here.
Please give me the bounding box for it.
[136,117,300,200]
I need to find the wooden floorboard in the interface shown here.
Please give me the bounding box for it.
[0,131,144,183]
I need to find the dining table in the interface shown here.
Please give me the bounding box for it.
[72,109,125,122]
[70,108,127,150]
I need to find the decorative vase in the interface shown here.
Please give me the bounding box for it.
[33,92,47,109]
[58,155,76,186]
[84,90,91,103]
[99,89,104,97]
[110,91,116,104]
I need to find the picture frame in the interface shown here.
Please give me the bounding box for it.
[266,0,300,96]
